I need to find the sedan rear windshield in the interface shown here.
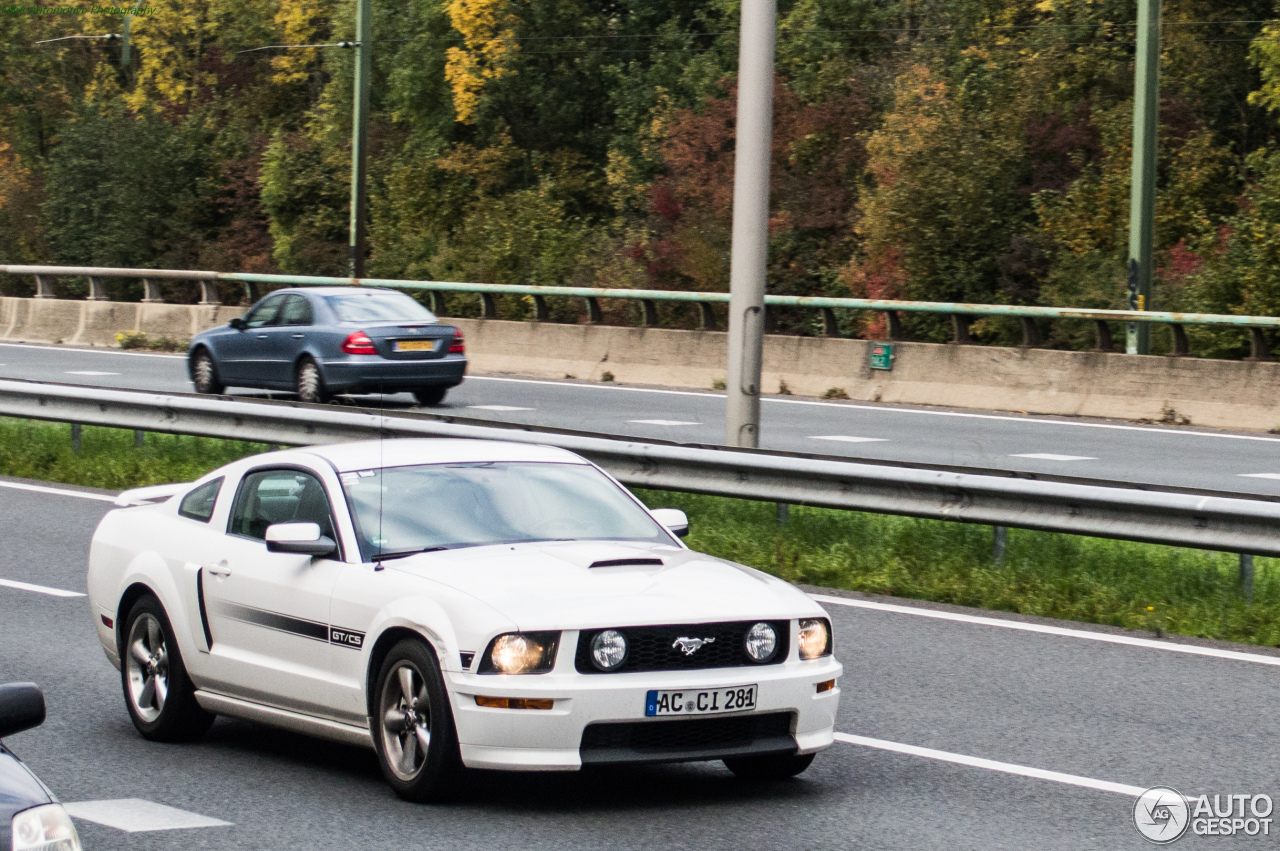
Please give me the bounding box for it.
[325,292,436,323]
[340,462,672,560]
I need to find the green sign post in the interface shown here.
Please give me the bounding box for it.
[870,343,894,371]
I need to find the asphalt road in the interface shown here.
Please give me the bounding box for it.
[1,480,1276,849]
[4,342,1280,500]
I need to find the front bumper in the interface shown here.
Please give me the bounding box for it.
[320,355,467,392]
[447,653,842,771]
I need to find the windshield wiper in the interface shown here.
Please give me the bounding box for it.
[373,545,452,562]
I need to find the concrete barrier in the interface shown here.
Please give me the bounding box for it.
[2,296,1278,431]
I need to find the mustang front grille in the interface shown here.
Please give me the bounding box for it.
[574,620,790,673]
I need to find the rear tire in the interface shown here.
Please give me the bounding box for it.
[412,387,448,406]
[296,357,329,404]
[372,639,463,802]
[190,349,224,395]
[723,752,815,781]
[121,595,215,742]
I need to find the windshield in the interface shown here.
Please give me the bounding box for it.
[340,462,672,560]
[325,291,436,323]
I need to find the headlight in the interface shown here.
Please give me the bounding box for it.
[12,804,82,851]
[479,631,560,674]
[798,618,832,660]
[743,622,778,662]
[590,629,628,671]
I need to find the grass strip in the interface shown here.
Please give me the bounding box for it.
[1,417,1274,648]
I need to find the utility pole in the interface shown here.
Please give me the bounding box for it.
[1126,0,1161,355]
[348,0,373,278]
[725,0,776,448]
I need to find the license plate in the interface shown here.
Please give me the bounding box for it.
[393,340,436,352]
[645,684,757,717]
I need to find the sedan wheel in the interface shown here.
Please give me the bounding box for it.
[296,358,329,404]
[121,595,214,741]
[373,640,462,801]
[412,386,448,406]
[191,350,224,394]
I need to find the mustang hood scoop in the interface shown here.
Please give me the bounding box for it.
[589,557,664,568]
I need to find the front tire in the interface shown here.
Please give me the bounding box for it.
[296,357,329,404]
[121,595,214,742]
[412,386,448,406]
[190,349,224,395]
[372,639,463,802]
[723,751,815,781]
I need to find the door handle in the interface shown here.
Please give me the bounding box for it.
[205,561,231,577]
[291,334,305,339]
[256,334,269,339]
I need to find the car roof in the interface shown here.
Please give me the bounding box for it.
[302,439,589,473]
[275,287,408,297]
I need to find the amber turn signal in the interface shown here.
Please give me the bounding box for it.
[815,679,836,693]
[475,696,554,710]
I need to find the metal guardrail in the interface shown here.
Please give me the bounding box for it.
[2,377,1280,560]
[1,264,1275,358]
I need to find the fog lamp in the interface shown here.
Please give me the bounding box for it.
[744,622,778,662]
[591,629,628,671]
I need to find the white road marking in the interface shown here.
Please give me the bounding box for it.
[834,733,1147,797]
[1011,453,1097,461]
[629,419,701,426]
[810,436,889,444]
[0,342,183,359]
[64,370,120,376]
[0,578,85,598]
[468,374,719,399]
[1240,473,1280,480]
[0,481,116,502]
[811,594,1280,667]
[467,405,535,412]
[64,799,231,832]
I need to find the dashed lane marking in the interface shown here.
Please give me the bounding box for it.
[64,799,232,832]
[0,578,85,598]
[64,370,121,376]
[1011,453,1097,461]
[467,405,535,411]
[628,419,701,426]
[0,481,116,502]
[834,733,1147,797]
[1240,473,1280,480]
[812,594,1280,667]
[810,436,889,444]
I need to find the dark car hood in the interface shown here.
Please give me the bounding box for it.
[0,743,53,824]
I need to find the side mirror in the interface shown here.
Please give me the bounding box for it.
[651,508,689,539]
[265,522,336,557]
[0,683,45,739]
[228,317,246,331]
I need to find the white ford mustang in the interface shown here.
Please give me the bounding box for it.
[86,439,842,801]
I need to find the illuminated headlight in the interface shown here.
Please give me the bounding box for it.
[798,618,832,660]
[743,622,778,662]
[479,632,560,674]
[590,629,628,671]
[12,804,82,851]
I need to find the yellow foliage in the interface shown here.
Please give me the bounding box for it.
[0,141,29,213]
[271,0,336,86]
[125,0,220,110]
[444,0,520,124]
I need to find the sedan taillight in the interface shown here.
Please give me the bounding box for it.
[448,331,465,354]
[341,331,378,355]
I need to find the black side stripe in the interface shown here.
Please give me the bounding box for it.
[211,601,364,649]
[196,568,214,649]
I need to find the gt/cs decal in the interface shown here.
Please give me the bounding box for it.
[329,627,365,649]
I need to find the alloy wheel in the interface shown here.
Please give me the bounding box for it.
[379,663,431,781]
[126,613,169,723]
[193,353,218,393]
[297,361,324,403]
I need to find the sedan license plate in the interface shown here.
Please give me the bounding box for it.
[645,684,757,717]
[393,340,437,352]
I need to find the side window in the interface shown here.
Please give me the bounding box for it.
[279,294,314,327]
[178,478,222,523]
[243,294,285,329]
[229,470,336,542]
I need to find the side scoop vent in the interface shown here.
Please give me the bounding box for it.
[589,558,665,568]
